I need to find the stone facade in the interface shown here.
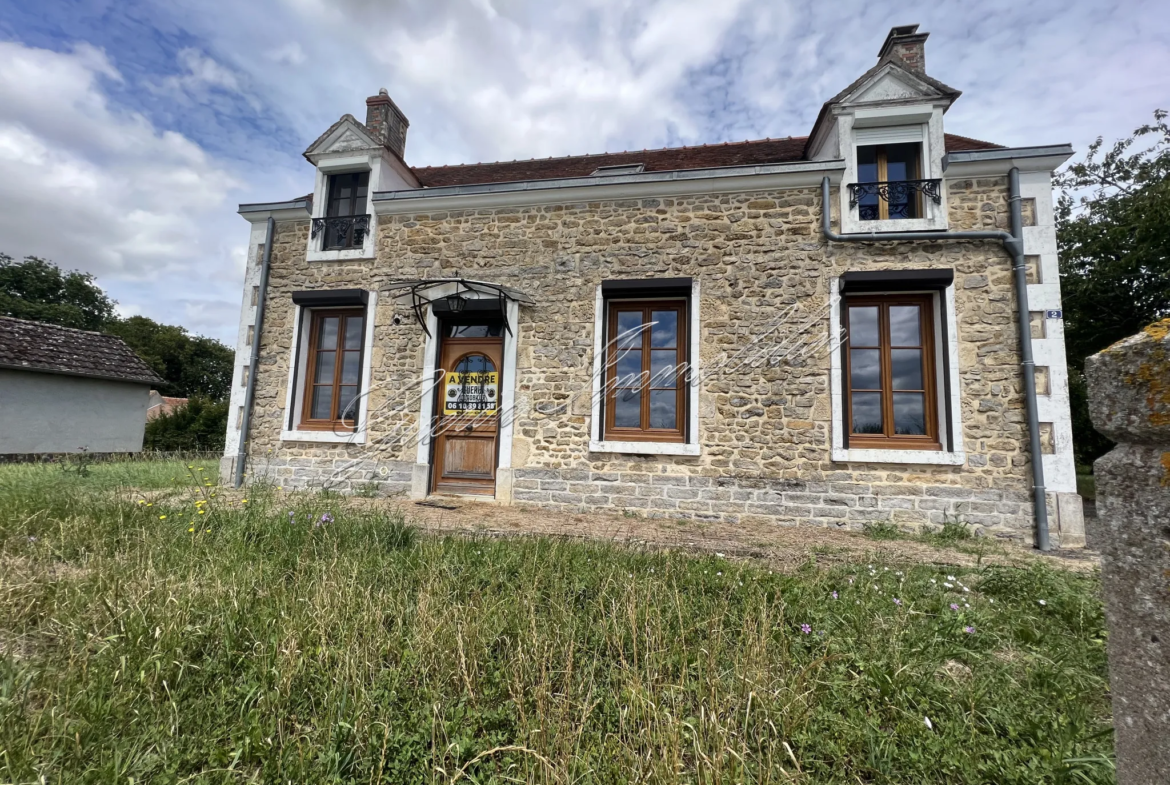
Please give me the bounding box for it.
[232,178,1044,540]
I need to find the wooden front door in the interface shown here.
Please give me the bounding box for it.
[431,335,503,496]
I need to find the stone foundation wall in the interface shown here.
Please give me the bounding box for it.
[234,178,1047,540]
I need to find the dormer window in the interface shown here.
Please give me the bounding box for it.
[315,172,370,250]
[855,143,922,220]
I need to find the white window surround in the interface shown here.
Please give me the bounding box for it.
[829,278,966,466]
[279,291,377,444]
[837,107,949,235]
[306,154,379,262]
[589,281,702,457]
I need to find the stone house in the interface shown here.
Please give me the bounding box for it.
[0,316,164,454]
[221,25,1084,547]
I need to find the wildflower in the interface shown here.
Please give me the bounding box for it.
[943,582,954,588]
[924,716,933,730]
[989,598,994,604]
[848,577,854,584]
[817,630,825,636]
[137,500,146,505]
[947,575,955,581]
[198,510,205,515]
[188,527,194,532]
[964,626,976,634]
[963,587,970,593]
[1038,599,1047,606]
[27,536,37,543]
[800,624,812,634]
[930,579,936,584]
[159,515,166,520]
[950,603,959,611]
[964,602,970,608]
[242,499,248,504]
[716,571,722,577]
[893,598,902,606]
[831,591,838,599]
[205,529,211,533]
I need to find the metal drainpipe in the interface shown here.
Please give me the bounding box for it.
[820,174,1051,550]
[233,216,275,489]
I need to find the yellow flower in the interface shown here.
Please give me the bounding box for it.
[147,503,153,507]
[187,465,193,469]
[159,515,166,520]
[188,527,195,532]
[242,499,248,504]
[138,500,145,505]
[205,529,211,533]
[198,510,205,514]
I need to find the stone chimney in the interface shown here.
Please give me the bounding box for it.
[878,24,929,74]
[365,88,409,160]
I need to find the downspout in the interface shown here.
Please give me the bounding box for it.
[233,216,274,489]
[820,174,1051,550]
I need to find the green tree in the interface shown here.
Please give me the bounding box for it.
[143,396,229,451]
[1056,109,1170,466]
[105,316,234,400]
[0,254,117,330]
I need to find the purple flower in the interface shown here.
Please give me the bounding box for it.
[950,603,959,611]
[831,591,838,599]
[321,512,334,524]
[893,598,902,606]
[800,624,812,635]
[964,626,976,634]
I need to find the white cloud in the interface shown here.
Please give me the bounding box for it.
[0,41,247,342]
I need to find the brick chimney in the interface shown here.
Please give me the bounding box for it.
[878,24,929,74]
[365,88,409,160]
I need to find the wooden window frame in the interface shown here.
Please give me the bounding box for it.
[603,299,687,443]
[856,143,922,220]
[844,293,941,451]
[298,307,365,432]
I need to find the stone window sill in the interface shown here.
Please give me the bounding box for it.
[589,440,700,457]
[832,447,966,466]
[280,429,367,445]
[306,248,375,263]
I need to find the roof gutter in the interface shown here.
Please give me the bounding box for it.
[233,216,274,489]
[820,174,1051,551]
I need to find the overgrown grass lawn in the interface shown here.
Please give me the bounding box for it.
[0,464,1114,783]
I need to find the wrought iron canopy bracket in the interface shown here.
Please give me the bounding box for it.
[381,278,536,338]
[847,179,942,209]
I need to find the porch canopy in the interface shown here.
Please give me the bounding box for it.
[381,278,535,336]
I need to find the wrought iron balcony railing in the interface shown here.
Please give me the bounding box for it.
[311,214,371,250]
[848,179,942,221]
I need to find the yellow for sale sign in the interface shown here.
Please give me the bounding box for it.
[443,371,499,415]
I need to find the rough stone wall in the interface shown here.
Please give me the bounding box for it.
[241,179,1039,537]
[1086,319,1170,784]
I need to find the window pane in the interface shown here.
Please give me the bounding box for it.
[893,392,927,435]
[884,143,919,181]
[650,311,678,348]
[615,311,643,349]
[344,316,364,349]
[615,349,642,387]
[851,392,883,434]
[445,324,502,338]
[889,305,921,345]
[454,354,494,374]
[891,349,923,390]
[650,350,678,388]
[849,306,880,346]
[318,317,339,350]
[857,146,879,182]
[314,351,336,384]
[649,390,677,429]
[849,349,881,390]
[614,388,641,427]
[311,386,333,420]
[338,386,359,420]
[341,351,361,384]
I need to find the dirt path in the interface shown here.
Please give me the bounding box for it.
[393,496,1099,573]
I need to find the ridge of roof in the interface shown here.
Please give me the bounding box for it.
[0,316,165,386]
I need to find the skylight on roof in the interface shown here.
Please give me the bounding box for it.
[591,163,645,176]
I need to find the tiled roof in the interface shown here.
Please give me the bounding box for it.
[0,316,164,385]
[408,133,1002,188]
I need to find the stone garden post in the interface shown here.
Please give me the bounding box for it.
[1085,318,1170,784]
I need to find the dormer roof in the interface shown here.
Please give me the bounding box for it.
[303,114,384,164]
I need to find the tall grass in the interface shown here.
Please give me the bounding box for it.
[0,464,1114,783]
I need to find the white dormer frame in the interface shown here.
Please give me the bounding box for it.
[813,62,955,235]
[303,116,419,263]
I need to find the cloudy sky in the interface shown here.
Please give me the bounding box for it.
[0,0,1165,346]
